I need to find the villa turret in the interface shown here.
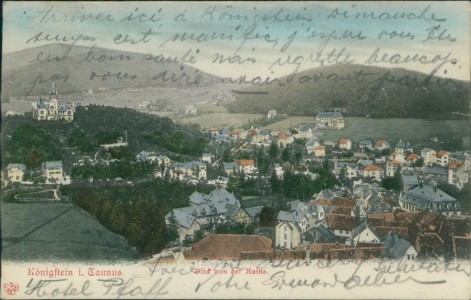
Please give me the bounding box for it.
[32,83,74,122]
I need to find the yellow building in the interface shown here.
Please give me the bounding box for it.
[7,163,26,183]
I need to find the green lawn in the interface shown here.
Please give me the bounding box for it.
[262,116,315,130]
[16,190,56,200]
[175,113,264,128]
[1,202,138,262]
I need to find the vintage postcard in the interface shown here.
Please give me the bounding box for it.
[1,1,470,299]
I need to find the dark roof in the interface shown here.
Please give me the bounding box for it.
[400,184,461,212]
[383,232,412,259]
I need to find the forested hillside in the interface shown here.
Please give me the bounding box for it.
[227,64,470,119]
[61,180,214,255]
[1,105,209,167]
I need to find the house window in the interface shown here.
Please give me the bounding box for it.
[284,234,287,240]
[284,225,287,231]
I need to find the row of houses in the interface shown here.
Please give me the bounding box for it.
[273,183,466,259]
[6,161,69,184]
[332,142,470,190]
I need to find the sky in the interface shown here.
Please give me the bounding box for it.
[3,1,470,81]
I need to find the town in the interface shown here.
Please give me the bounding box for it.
[2,83,470,263]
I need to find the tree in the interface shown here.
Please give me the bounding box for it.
[259,206,276,227]
[339,167,347,182]
[222,148,232,162]
[294,152,303,165]
[383,166,402,191]
[257,149,270,175]
[281,147,290,162]
[268,142,279,160]
[270,171,282,193]
[413,158,424,167]
[110,203,127,232]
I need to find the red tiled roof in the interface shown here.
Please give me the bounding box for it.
[231,130,242,135]
[339,138,350,144]
[375,140,386,147]
[236,159,255,166]
[407,153,419,161]
[315,146,325,151]
[325,214,355,231]
[368,212,396,223]
[278,133,289,140]
[436,150,449,158]
[364,165,383,172]
[373,226,410,240]
[448,161,463,170]
[185,234,272,260]
[311,197,356,208]
[330,206,352,215]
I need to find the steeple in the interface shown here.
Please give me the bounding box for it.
[49,82,58,99]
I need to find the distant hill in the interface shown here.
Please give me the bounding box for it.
[2,44,221,99]
[227,64,470,119]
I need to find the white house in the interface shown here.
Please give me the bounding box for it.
[351,220,382,247]
[436,150,450,167]
[276,208,310,249]
[316,111,345,129]
[157,154,171,166]
[235,160,257,174]
[277,133,294,147]
[339,138,352,150]
[315,146,326,157]
[421,148,436,165]
[386,160,401,177]
[44,161,65,184]
[448,162,468,190]
[201,153,213,164]
[267,109,277,120]
[375,139,390,151]
[7,163,26,183]
[136,151,158,163]
[275,221,301,250]
[274,163,284,180]
[363,165,384,181]
[295,124,314,139]
[306,140,320,154]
